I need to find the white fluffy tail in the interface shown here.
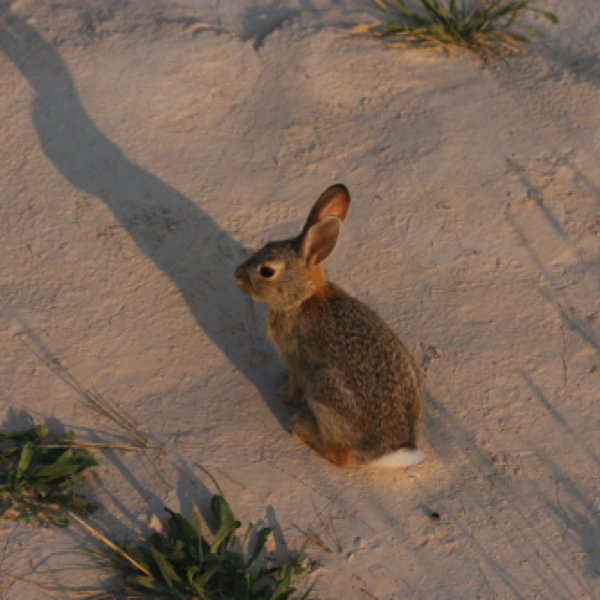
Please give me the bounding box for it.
[369,448,425,469]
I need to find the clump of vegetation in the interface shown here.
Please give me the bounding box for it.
[0,424,99,527]
[353,0,558,58]
[103,494,311,599]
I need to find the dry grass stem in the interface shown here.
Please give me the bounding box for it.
[219,470,261,497]
[68,512,153,577]
[352,0,558,59]
[38,443,144,453]
[194,462,224,497]
[306,530,333,553]
[328,512,343,553]
[17,334,147,447]
[3,572,107,595]
[75,384,148,448]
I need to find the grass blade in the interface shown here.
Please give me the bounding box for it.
[16,443,34,478]
[245,527,272,570]
[69,512,153,577]
[150,544,180,589]
[357,0,558,58]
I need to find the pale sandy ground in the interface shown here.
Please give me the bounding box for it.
[1,1,600,598]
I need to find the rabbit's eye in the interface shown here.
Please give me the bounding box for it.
[260,266,275,278]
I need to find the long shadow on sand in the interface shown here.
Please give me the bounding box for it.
[0,7,277,405]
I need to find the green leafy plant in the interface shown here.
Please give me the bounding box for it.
[106,495,312,599]
[353,0,558,58]
[0,424,99,527]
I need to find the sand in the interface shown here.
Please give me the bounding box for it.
[1,0,599,598]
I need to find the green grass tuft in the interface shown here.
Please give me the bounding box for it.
[102,495,313,599]
[353,0,558,58]
[0,425,99,527]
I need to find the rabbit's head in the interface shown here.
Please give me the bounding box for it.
[235,184,350,310]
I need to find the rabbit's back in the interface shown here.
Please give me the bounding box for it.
[274,284,423,458]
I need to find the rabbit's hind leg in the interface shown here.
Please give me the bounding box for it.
[289,411,352,467]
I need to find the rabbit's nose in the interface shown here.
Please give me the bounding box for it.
[234,265,244,279]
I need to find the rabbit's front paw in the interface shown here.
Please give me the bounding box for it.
[278,383,305,406]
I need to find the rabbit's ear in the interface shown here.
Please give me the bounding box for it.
[301,184,350,237]
[300,216,342,267]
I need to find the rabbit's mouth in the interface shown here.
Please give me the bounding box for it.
[235,267,256,299]
[238,280,256,299]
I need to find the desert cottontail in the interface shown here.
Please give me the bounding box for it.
[235,184,424,468]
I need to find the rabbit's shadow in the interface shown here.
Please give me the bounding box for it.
[0,6,291,422]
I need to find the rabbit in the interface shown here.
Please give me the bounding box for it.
[235,184,424,469]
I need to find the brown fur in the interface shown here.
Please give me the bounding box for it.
[235,184,424,468]
[289,413,353,468]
